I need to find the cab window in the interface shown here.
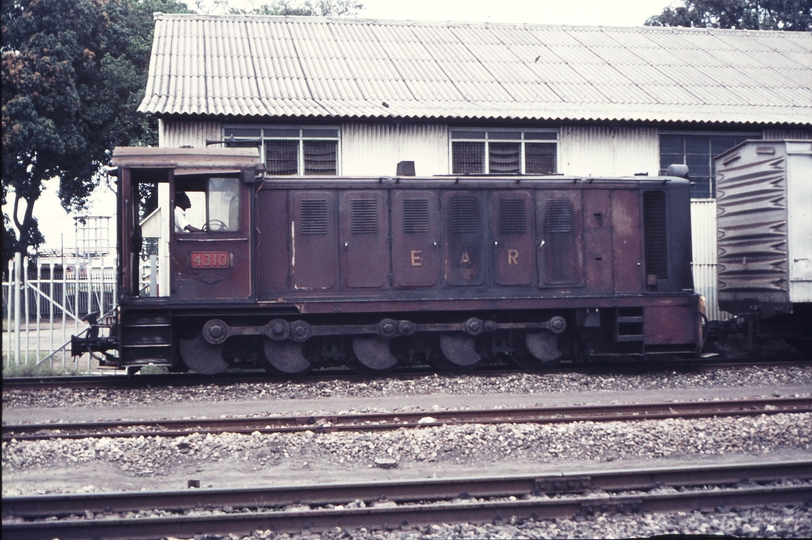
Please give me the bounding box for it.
[176,176,241,233]
[207,177,240,231]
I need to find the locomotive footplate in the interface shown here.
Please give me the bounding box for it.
[198,315,567,345]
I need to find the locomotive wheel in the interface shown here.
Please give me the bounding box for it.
[432,333,482,372]
[179,334,228,375]
[512,331,563,370]
[262,339,312,375]
[348,336,398,374]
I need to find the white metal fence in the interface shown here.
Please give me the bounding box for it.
[2,253,117,372]
[690,199,731,322]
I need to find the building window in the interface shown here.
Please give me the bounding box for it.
[450,130,558,175]
[223,127,340,175]
[659,132,760,198]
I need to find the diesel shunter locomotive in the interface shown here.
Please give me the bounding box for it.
[73,146,702,374]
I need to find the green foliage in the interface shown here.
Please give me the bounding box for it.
[1,0,191,266]
[138,364,169,374]
[2,214,19,276]
[2,354,84,377]
[232,0,364,17]
[645,0,811,30]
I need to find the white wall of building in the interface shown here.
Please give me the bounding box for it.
[157,119,811,318]
[159,121,665,178]
[341,123,449,176]
[160,119,223,148]
[559,125,660,177]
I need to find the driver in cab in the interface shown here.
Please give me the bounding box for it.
[174,192,201,233]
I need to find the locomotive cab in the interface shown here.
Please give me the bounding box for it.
[170,174,251,301]
[109,147,263,370]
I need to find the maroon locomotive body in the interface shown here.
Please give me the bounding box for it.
[74,147,702,374]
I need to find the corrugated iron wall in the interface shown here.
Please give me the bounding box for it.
[559,125,659,177]
[157,119,735,320]
[763,128,812,140]
[160,120,223,148]
[156,122,808,176]
[159,121,450,176]
[346,123,662,177]
[341,123,449,176]
[691,199,730,321]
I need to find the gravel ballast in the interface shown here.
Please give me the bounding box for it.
[4,413,811,483]
[276,505,812,540]
[4,365,812,411]
[4,365,812,538]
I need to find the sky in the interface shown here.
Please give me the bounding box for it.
[357,0,672,27]
[6,0,677,253]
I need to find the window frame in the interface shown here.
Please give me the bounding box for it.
[223,126,341,176]
[659,130,761,199]
[449,129,559,175]
[174,174,243,234]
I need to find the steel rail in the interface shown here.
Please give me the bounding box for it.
[3,358,807,391]
[3,460,811,540]
[4,397,811,442]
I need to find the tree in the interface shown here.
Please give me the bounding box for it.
[1,0,190,270]
[231,0,364,17]
[645,0,812,30]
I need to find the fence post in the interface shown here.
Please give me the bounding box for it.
[49,261,55,370]
[87,256,92,317]
[87,258,92,374]
[6,259,12,366]
[74,251,79,343]
[61,256,67,371]
[24,256,31,364]
[35,258,41,365]
[14,252,22,366]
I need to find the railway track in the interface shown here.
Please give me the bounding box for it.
[4,396,811,442]
[3,459,810,540]
[3,357,808,391]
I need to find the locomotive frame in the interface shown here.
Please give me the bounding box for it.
[73,146,703,374]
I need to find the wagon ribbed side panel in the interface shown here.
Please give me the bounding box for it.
[715,142,789,315]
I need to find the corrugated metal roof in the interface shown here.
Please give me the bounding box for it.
[111,146,263,170]
[139,14,812,125]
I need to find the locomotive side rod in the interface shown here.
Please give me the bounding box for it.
[200,315,567,345]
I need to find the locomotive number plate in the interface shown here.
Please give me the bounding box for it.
[190,251,231,269]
